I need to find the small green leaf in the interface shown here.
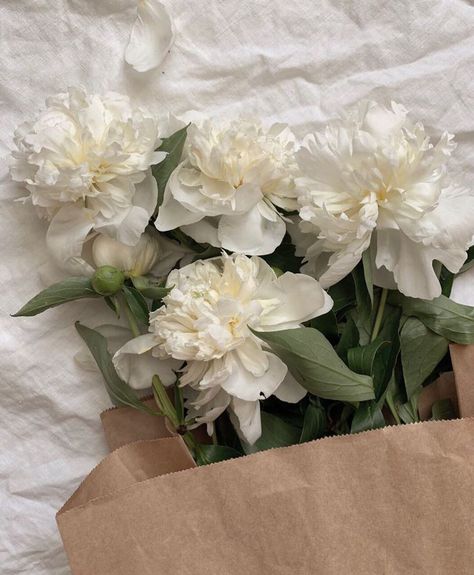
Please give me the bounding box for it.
[104,295,121,318]
[13,277,101,317]
[130,276,172,300]
[431,398,456,421]
[244,412,301,454]
[400,317,449,400]
[362,246,374,304]
[351,262,373,345]
[196,444,241,465]
[75,322,159,414]
[351,402,385,433]
[255,327,375,402]
[300,400,327,443]
[460,246,474,274]
[122,285,149,325]
[152,125,189,209]
[392,293,474,344]
[398,395,420,424]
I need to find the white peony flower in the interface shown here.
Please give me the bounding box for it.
[155,118,300,256]
[10,87,165,274]
[113,253,333,444]
[125,0,175,73]
[294,100,474,299]
[92,229,192,278]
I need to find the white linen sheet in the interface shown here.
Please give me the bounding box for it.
[1,1,473,573]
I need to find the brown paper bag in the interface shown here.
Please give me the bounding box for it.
[57,346,474,575]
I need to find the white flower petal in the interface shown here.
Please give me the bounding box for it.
[46,205,95,275]
[113,334,180,389]
[125,0,175,73]
[229,397,262,445]
[218,205,286,255]
[220,352,287,402]
[257,272,333,331]
[273,371,307,403]
[181,218,221,247]
[375,229,443,300]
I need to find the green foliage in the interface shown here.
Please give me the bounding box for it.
[13,277,101,317]
[75,322,159,414]
[255,327,375,402]
[152,125,189,210]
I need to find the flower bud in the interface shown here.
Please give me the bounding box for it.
[92,233,160,277]
[92,266,125,296]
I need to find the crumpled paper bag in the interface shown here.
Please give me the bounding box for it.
[57,345,474,575]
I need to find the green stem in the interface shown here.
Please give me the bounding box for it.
[370,288,388,342]
[124,299,141,338]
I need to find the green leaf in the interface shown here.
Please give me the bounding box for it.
[263,234,303,274]
[400,317,449,400]
[460,246,474,274]
[130,276,172,300]
[351,402,385,433]
[300,400,327,443]
[431,398,456,421]
[122,285,149,325]
[255,327,375,402]
[13,277,100,317]
[152,125,189,209]
[336,316,359,363]
[244,412,301,454]
[347,334,396,402]
[327,274,356,315]
[398,395,420,424]
[196,444,241,465]
[104,295,121,318]
[75,322,159,414]
[351,262,373,344]
[392,293,474,344]
[310,310,338,342]
[362,245,374,304]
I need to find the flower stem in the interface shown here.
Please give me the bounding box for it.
[370,288,388,342]
[124,298,141,338]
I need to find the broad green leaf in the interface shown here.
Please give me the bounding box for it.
[122,285,149,325]
[392,293,474,344]
[299,400,327,443]
[255,327,375,402]
[351,402,385,433]
[152,125,188,209]
[130,276,171,300]
[13,277,100,317]
[400,317,449,400]
[75,322,159,414]
[196,444,241,465]
[440,267,454,297]
[244,411,301,454]
[310,310,338,342]
[431,398,456,421]
[371,304,401,400]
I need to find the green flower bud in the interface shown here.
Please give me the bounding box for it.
[91,266,125,296]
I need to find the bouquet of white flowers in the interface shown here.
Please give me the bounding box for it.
[13,89,474,463]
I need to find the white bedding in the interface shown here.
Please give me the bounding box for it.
[1,1,473,573]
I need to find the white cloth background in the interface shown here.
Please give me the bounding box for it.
[1,1,473,573]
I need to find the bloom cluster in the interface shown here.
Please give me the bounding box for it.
[12,89,474,456]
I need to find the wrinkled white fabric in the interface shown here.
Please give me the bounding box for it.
[1,1,474,573]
